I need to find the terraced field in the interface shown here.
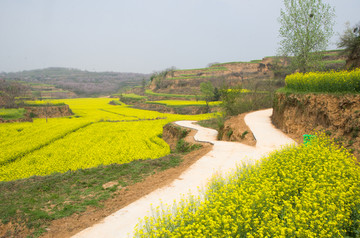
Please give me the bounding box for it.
[0,98,212,181]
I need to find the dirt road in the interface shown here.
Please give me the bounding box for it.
[72,109,296,238]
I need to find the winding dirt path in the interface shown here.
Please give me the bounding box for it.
[72,109,296,238]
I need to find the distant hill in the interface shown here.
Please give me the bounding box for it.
[0,67,150,97]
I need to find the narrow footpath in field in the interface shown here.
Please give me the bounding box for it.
[72,109,296,238]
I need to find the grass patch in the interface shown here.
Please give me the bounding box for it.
[277,87,360,95]
[145,100,221,108]
[212,60,262,66]
[0,155,183,237]
[174,66,228,72]
[0,108,26,120]
[23,101,66,107]
[175,139,202,153]
[145,90,197,99]
[166,75,214,80]
[196,118,221,131]
[115,93,147,100]
[197,116,225,140]
[323,59,346,65]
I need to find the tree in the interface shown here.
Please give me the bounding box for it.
[200,81,215,111]
[338,22,360,69]
[0,80,29,108]
[141,78,147,93]
[150,67,176,90]
[278,0,335,72]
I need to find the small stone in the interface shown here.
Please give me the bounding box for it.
[102,181,119,189]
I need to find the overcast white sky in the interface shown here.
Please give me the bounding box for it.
[0,0,359,74]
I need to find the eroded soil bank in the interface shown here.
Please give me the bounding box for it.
[272,93,360,159]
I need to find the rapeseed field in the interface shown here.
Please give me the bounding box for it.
[285,68,360,93]
[135,134,360,237]
[0,98,212,181]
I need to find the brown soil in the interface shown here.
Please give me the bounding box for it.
[272,93,360,159]
[221,113,257,147]
[148,59,275,94]
[0,105,73,124]
[25,105,73,119]
[38,127,212,238]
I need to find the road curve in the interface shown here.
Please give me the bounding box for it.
[72,108,296,238]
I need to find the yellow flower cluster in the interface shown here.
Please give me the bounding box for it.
[0,98,213,181]
[285,68,360,93]
[0,119,90,166]
[226,89,252,93]
[134,134,360,237]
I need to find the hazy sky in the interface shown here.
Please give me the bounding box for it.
[1,0,359,74]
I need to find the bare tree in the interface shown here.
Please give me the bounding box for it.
[0,80,30,108]
[338,21,360,69]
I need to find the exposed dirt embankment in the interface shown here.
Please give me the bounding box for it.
[163,123,206,151]
[272,93,360,159]
[221,113,257,147]
[0,105,73,123]
[25,105,73,118]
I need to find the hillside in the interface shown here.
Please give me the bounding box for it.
[0,67,150,97]
[148,50,346,95]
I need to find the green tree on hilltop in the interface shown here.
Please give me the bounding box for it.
[278,0,335,72]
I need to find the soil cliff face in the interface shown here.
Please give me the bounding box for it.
[272,93,360,159]
[162,123,205,151]
[0,105,73,123]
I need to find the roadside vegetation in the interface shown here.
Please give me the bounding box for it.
[0,97,210,237]
[285,68,360,93]
[135,134,360,237]
[0,154,183,237]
